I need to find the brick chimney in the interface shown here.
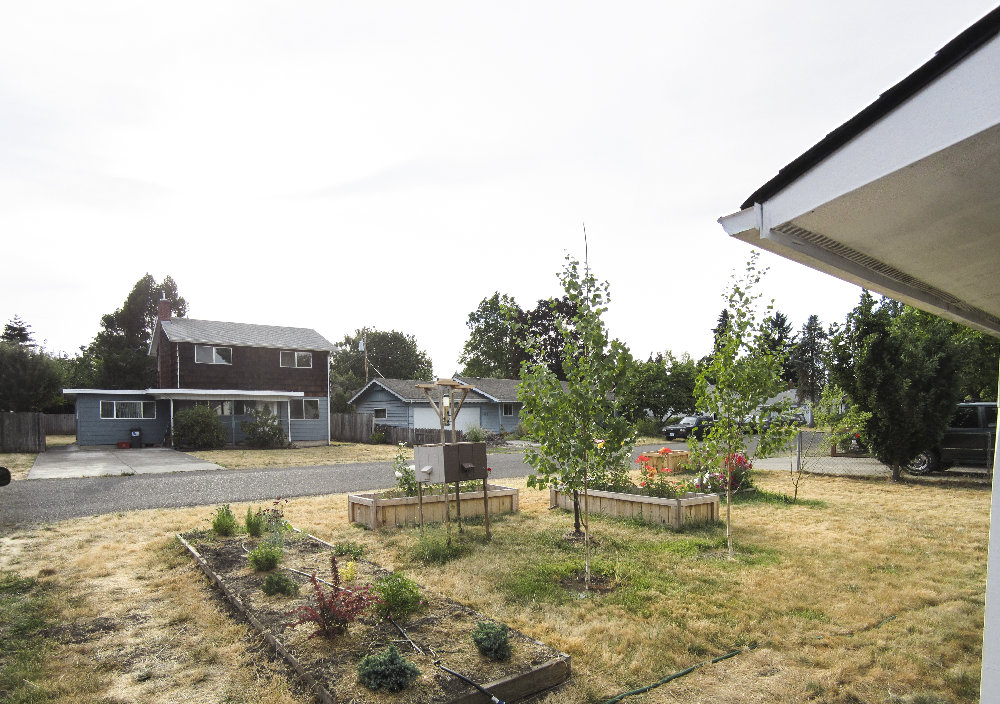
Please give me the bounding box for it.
[157,296,171,321]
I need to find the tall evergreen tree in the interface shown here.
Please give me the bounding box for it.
[761,311,797,384]
[792,314,827,404]
[2,315,35,346]
[829,292,962,482]
[87,274,187,389]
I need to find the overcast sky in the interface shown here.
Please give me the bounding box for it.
[2,1,995,377]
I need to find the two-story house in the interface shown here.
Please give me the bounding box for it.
[65,300,335,447]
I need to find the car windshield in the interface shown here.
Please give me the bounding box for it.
[680,416,698,425]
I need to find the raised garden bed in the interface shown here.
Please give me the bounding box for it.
[549,487,719,529]
[178,530,569,703]
[348,484,519,530]
[643,450,690,471]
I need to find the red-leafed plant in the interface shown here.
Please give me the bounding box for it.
[288,554,375,638]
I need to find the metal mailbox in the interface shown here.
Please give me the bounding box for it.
[413,442,488,483]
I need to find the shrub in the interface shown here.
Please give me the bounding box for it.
[392,443,418,496]
[373,573,422,621]
[248,542,283,571]
[357,645,420,693]
[333,541,365,560]
[173,406,227,450]
[465,426,486,443]
[245,507,266,537]
[262,572,299,597]
[240,408,289,449]
[211,505,239,536]
[471,621,512,661]
[289,555,374,638]
[635,417,662,438]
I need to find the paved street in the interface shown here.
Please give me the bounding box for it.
[0,450,538,526]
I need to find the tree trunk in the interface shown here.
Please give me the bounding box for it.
[890,464,903,482]
[572,490,582,535]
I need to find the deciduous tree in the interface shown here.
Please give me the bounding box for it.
[330,329,433,411]
[458,293,528,378]
[688,253,797,557]
[519,257,635,588]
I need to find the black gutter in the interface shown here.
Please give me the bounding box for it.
[740,4,1000,211]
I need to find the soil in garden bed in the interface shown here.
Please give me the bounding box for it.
[181,530,566,703]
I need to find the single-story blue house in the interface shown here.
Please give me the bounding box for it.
[349,376,523,434]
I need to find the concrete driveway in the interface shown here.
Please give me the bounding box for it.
[27,444,222,479]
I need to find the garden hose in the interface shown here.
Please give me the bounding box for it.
[599,646,752,704]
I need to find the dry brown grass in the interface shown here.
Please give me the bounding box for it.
[0,436,76,480]
[189,442,410,469]
[0,470,988,703]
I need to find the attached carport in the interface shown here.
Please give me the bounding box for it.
[717,6,1000,697]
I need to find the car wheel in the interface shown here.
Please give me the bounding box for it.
[906,450,940,475]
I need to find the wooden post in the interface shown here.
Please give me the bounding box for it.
[483,477,491,540]
[417,481,424,534]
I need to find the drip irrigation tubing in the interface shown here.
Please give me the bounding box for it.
[389,616,504,704]
[599,646,753,704]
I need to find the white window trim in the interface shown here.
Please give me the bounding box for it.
[373,407,387,420]
[195,345,232,365]
[100,400,156,420]
[280,350,313,368]
[502,403,515,417]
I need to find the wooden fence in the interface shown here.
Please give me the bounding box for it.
[330,412,375,443]
[375,424,464,447]
[0,412,46,452]
[44,413,76,435]
[329,413,467,446]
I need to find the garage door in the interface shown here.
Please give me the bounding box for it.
[413,406,481,433]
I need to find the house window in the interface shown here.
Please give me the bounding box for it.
[502,403,514,417]
[290,399,320,420]
[236,400,279,416]
[373,408,387,420]
[196,400,233,416]
[195,345,232,365]
[280,350,312,368]
[100,400,155,419]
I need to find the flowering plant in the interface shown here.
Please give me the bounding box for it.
[635,453,691,499]
[694,452,752,493]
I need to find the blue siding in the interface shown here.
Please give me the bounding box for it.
[290,400,329,444]
[480,402,522,433]
[75,395,171,447]
[355,389,410,428]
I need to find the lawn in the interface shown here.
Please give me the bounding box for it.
[0,471,989,703]
[188,441,409,470]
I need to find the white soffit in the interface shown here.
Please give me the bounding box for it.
[721,29,1000,336]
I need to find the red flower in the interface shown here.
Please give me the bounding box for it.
[658,447,671,455]
[487,467,492,473]
[639,481,647,487]
[636,454,649,463]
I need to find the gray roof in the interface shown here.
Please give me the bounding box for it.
[349,378,493,405]
[153,318,335,353]
[452,376,521,402]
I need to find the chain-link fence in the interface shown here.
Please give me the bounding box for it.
[753,430,893,478]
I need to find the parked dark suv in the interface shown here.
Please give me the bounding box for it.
[663,414,715,441]
[907,401,997,474]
